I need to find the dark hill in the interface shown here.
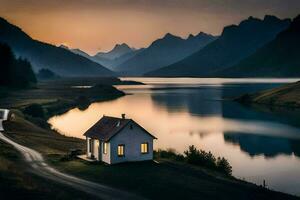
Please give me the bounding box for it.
[0,18,113,77]
[218,15,300,77]
[0,43,36,88]
[116,32,217,75]
[237,81,300,108]
[146,15,291,77]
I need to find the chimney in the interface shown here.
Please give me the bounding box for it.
[121,114,126,119]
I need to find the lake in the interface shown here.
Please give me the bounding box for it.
[49,78,300,196]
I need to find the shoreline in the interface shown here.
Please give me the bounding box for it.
[3,112,298,199]
[236,81,300,109]
[3,109,299,199]
[1,78,299,199]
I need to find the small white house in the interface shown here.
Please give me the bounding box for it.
[83,114,157,164]
[0,109,10,131]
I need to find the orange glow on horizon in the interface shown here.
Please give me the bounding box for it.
[1,0,299,54]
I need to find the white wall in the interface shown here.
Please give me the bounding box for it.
[101,141,111,164]
[109,122,154,164]
[93,139,99,160]
[87,137,91,157]
[86,138,100,160]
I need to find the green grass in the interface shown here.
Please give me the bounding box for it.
[3,110,85,155]
[0,78,125,116]
[237,81,300,109]
[49,157,299,200]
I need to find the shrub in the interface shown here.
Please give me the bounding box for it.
[23,104,45,118]
[37,68,59,80]
[155,149,185,161]
[76,96,90,110]
[25,115,50,129]
[216,157,232,176]
[156,145,232,176]
[184,145,216,169]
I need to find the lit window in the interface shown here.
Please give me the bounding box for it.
[103,142,108,154]
[118,145,125,157]
[141,143,149,154]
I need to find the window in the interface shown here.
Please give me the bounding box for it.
[141,143,149,154]
[103,142,108,154]
[117,145,125,157]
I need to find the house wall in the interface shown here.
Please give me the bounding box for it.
[93,139,99,160]
[109,122,154,164]
[86,138,100,160]
[87,137,91,157]
[101,141,111,164]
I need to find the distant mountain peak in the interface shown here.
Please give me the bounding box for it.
[187,34,195,39]
[0,17,8,24]
[247,16,256,20]
[59,44,69,50]
[196,32,215,38]
[187,32,216,41]
[196,32,205,36]
[264,15,280,21]
[283,14,300,33]
[146,14,291,77]
[95,43,134,60]
[111,43,132,52]
[163,33,180,39]
[240,16,261,26]
[0,18,113,77]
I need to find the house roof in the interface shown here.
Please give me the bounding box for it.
[83,116,157,141]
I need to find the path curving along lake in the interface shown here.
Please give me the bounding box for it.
[49,78,300,196]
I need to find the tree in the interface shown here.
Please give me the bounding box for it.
[216,157,232,176]
[37,68,59,80]
[23,104,45,118]
[0,43,36,88]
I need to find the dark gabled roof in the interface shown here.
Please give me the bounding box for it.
[83,116,157,141]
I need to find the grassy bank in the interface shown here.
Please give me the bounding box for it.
[48,158,299,200]
[0,77,126,117]
[236,81,300,109]
[0,77,127,199]
[0,139,96,200]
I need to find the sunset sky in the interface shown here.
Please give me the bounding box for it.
[1,0,299,55]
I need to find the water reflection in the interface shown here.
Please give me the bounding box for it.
[49,78,300,196]
[151,87,223,115]
[224,133,300,158]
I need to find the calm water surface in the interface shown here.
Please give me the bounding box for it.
[49,78,300,196]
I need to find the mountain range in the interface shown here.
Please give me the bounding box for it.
[116,32,217,75]
[217,15,300,77]
[0,18,113,77]
[146,15,291,77]
[94,43,134,60]
[63,43,143,71]
[1,14,299,78]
